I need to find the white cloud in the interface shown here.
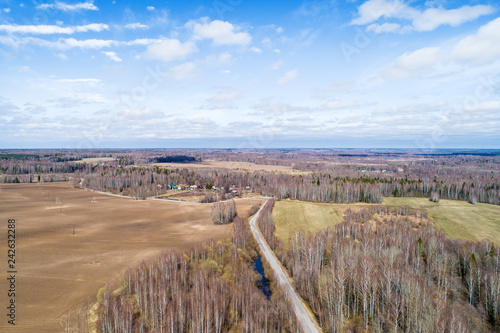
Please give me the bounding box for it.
[384,17,500,81]
[351,0,494,32]
[413,5,494,31]
[124,22,149,30]
[147,6,155,11]
[271,59,283,70]
[450,17,500,64]
[119,107,164,119]
[0,23,108,34]
[367,22,401,33]
[143,38,197,62]
[57,78,101,84]
[0,35,161,50]
[63,38,115,49]
[277,69,298,85]
[466,101,500,111]
[187,18,251,46]
[2,8,10,13]
[37,1,98,11]
[250,46,262,53]
[209,92,241,103]
[351,0,415,26]
[320,100,356,110]
[102,51,122,62]
[218,52,232,63]
[385,46,441,79]
[164,62,197,80]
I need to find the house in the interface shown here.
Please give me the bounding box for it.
[190,185,197,190]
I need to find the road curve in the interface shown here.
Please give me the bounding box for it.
[250,202,321,333]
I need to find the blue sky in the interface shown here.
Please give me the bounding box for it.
[0,0,499,149]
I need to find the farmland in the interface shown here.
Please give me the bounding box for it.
[383,197,500,244]
[0,183,262,332]
[273,197,500,245]
[272,200,344,244]
[152,159,302,173]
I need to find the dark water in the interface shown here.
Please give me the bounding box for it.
[253,256,272,299]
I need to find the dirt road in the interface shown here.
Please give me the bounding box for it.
[249,202,321,333]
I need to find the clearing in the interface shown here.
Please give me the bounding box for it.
[273,198,500,246]
[74,157,116,164]
[383,197,500,244]
[0,183,262,332]
[273,200,344,245]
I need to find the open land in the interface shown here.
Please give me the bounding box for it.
[383,197,500,244]
[273,200,345,245]
[74,157,116,164]
[0,183,263,332]
[152,159,303,173]
[273,198,500,245]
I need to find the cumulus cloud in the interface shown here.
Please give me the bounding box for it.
[102,51,122,62]
[147,6,155,11]
[124,22,149,30]
[143,38,197,62]
[351,0,494,33]
[37,1,98,11]
[0,23,108,34]
[384,17,500,80]
[187,18,251,46]
[277,69,298,85]
[450,17,500,64]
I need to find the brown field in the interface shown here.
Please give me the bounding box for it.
[74,157,116,164]
[0,183,263,332]
[152,159,304,173]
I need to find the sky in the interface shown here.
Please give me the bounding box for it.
[0,0,499,149]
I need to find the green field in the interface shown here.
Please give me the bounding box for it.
[383,197,500,244]
[272,200,345,244]
[273,198,500,245]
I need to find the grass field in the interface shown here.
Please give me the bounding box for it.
[0,183,262,332]
[272,200,344,244]
[273,198,500,246]
[383,197,500,244]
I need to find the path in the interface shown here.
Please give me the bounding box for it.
[249,202,321,333]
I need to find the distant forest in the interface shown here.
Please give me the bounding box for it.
[153,155,200,163]
[1,149,499,205]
